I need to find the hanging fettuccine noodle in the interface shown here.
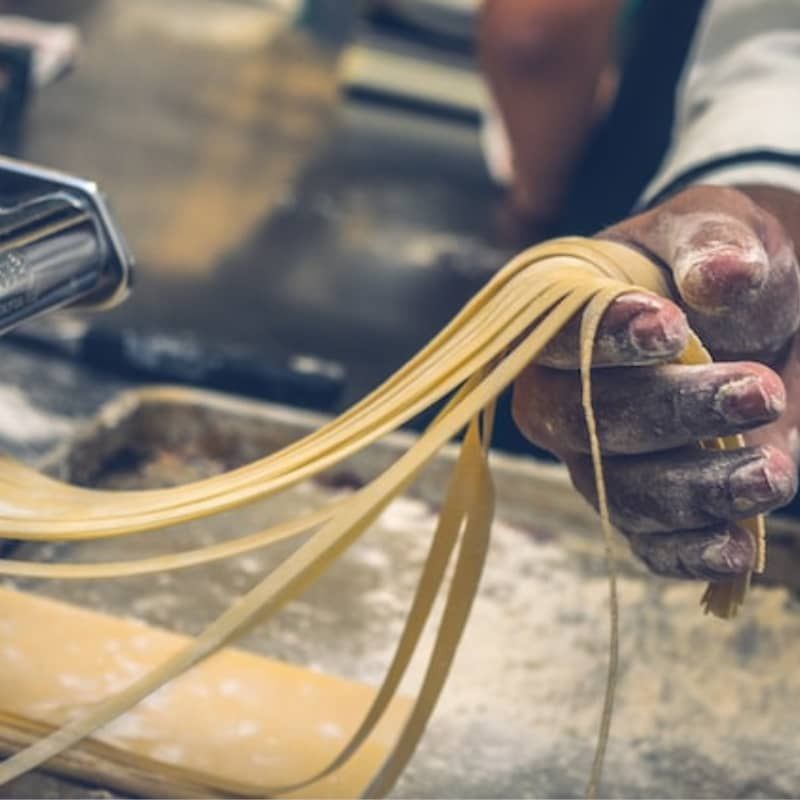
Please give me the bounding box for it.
[0,237,764,797]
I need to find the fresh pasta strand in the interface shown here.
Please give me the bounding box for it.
[0,237,763,798]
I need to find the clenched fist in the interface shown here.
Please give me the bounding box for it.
[512,185,800,580]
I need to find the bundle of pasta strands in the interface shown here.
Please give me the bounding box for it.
[0,237,763,797]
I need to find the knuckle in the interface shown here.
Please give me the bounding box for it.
[512,366,587,455]
[511,370,561,453]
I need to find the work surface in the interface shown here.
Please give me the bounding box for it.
[0,348,799,798]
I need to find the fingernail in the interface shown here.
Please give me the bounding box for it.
[628,306,685,357]
[701,530,754,576]
[674,236,768,310]
[730,458,781,512]
[715,377,780,425]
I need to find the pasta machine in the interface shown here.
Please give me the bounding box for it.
[0,155,132,334]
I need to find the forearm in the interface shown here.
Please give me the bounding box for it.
[479,0,622,223]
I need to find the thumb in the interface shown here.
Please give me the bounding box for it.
[601,186,800,362]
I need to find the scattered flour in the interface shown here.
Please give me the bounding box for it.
[0,385,73,442]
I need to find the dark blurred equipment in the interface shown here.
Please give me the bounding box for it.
[79,328,345,410]
[341,0,483,125]
[0,15,80,154]
[12,320,346,411]
[0,43,32,154]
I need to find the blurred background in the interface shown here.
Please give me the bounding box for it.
[0,0,694,453]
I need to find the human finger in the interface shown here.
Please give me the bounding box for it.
[565,444,797,534]
[536,291,688,369]
[512,361,785,456]
[628,523,757,581]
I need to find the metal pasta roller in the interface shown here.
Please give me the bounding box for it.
[0,155,133,334]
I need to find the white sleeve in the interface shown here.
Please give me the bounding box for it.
[640,0,800,207]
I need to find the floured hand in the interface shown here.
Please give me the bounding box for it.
[513,185,800,579]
